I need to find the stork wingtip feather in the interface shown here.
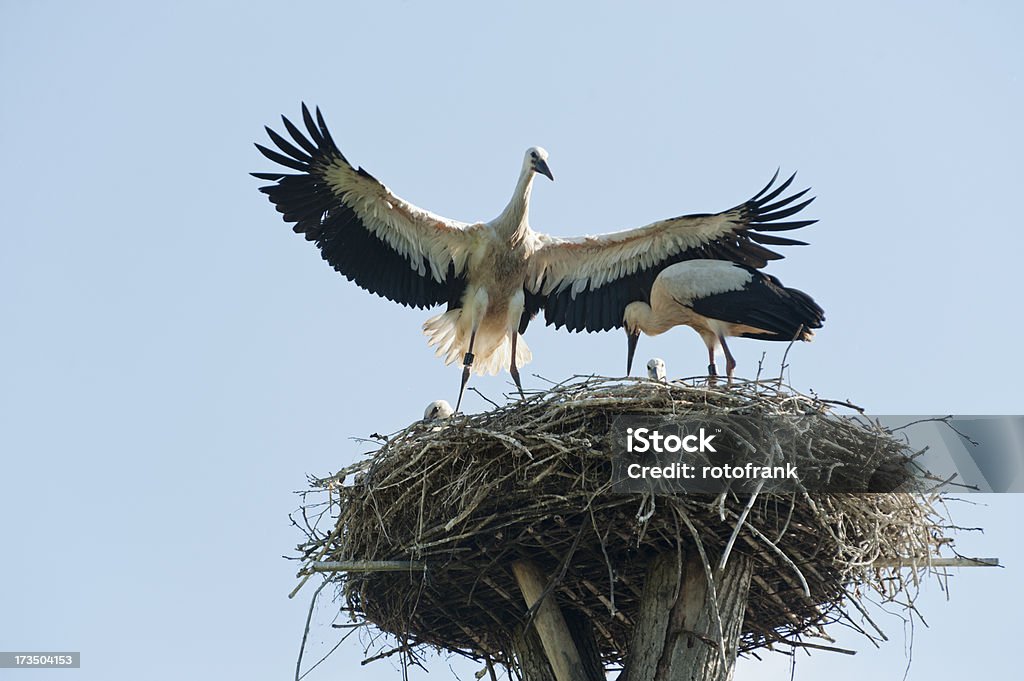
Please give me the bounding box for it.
[266,125,312,163]
[760,187,812,214]
[301,104,322,146]
[282,115,319,156]
[750,167,783,202]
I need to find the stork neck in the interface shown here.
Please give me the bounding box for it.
[631,302,675,337]
[495,167,534,243]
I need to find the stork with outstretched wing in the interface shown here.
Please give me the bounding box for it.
[254,104,816,409]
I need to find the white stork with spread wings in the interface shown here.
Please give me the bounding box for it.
[254,104,816,409]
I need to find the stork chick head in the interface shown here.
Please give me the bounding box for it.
[647,357,667,382]
[424,399,454,420]
[526,147,553,181]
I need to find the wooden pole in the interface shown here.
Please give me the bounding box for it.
[564,608,605,681]
[623,553,678,681]
[666,553,752,681]
[511,559,592,681]
[512,622,557,681]
[624,551,753,681]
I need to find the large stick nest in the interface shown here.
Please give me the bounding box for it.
[295,377,953,666]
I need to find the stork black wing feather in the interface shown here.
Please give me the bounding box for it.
[689,270,825,341]
[254,104,466,310]
[300,104,325,148]
[251,172,286,181]
[255,144,311,173]
[541,171,818,332]
[282,115,319,156]
[520,289,545,335]
[759,187,811,213]
[756,198,817,223]
[747,233,809,246]
[751,219,818,232]
[749,168,782,202]
[264,126,313,164]
[750,171,796,206]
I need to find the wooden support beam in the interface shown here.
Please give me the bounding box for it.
[564,608,605,681]
[666,553,753,681]
[512,621,557,681]
[623,553,677,681]
[655,553,710,681]
[624,551,753,681]
[302,560,425,573]
[872,556,1000,568]
[511,559,592,681]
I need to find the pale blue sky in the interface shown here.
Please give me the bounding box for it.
[1,1,1022,679]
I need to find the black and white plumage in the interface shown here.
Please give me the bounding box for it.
[529,170,816,334]
[624,260,825,381]
[254,105,817,406]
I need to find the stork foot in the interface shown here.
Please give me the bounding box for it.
[510,365,525,400]
[707,362,718,386]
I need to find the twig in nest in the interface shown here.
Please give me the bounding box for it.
[295,579,328,681]
[470,386,501,410]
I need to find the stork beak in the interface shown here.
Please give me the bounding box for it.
[626,329,639,376]
[533,158,554,181]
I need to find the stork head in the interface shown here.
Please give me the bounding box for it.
[647,358,667,382]
[423,399,454,420]
[526,147,553,181]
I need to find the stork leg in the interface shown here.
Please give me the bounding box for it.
[455,329,477,413]
[706,343,718,386]
[718,334,737,386]
[509,332,525,400]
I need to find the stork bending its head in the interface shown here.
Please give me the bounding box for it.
[625,260,824,383]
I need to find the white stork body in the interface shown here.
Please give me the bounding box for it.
[624,260,824,381]
[421,186,538,378]
[255,105,818,407]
